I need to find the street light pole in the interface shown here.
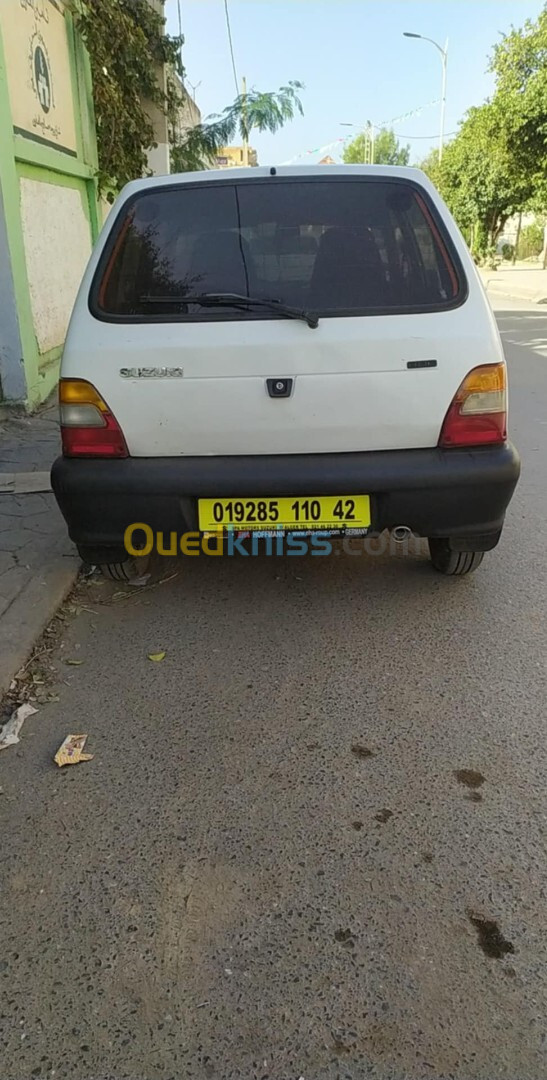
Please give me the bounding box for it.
[404,32,448,163]
[439,39,448,163]
[241,75,249,167]
[341,121,373,164]
[363,123,374,164]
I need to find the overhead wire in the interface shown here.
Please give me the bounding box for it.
[393,131,457,139]
[223,0,240,97]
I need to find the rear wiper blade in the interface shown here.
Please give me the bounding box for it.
[199,293,319,329]
[140,292,319,329]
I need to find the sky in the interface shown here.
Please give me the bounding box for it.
[165,0,545,166]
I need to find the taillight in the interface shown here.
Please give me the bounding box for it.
[439,363,507,448]
[59,379,128,458]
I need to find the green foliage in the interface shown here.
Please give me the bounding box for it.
[418,7,547,255]
[171,82,304,173]
[517,221,544,259]
[419,102,532,256]
[343,127,410,166]
[75,0,182,192]
[501,242,515,261]
[418,148,442,187]
[491,10,547,207]
[482,244,502,270]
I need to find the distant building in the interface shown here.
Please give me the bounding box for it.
[144,0,170,175]
[216,145,258,169]
[318,155,336,165]
[143,1,201,176]
[168,71,201,147]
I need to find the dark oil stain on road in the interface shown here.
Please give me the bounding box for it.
[334,928,356,950]
[351,744,375,759]
[422,852,434,864]
[454,768,486,788]
[332,1031,357,1055]
[352,820,364,831]
[375,809,393,824]
[468,913,515,958]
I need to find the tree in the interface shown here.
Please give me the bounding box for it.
[418,7,547,260]
[490,8,547,263]
[171,82,304,173]
[421,103,532,256]
[343,127,410,166]
[517,221,544,259]
[76,0,304,190]
[418,147,442,188]
[491,9,547,208]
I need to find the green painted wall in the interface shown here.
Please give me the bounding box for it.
[0,1,99,408]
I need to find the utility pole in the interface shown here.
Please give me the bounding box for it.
[341,120,374,164]
[242,76,249,167]
[362,123,374,165]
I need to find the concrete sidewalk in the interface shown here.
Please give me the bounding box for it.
[479,265,547,304]
[0,399,79,695]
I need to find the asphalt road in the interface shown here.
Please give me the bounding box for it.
[1,297,547,1080]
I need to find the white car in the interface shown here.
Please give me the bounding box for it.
[52,165,520,577]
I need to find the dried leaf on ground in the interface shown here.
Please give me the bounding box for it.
[65,659,84,666]
[148,651,166,662]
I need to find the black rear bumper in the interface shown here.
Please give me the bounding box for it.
[51,443,520,556]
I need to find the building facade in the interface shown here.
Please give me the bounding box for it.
[0,0,99,407]
[168,70,201,155]
[144,1,202,177]
[216,146,259,169]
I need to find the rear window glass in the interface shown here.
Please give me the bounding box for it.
[92,178,465,320]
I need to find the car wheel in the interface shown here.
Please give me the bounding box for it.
[428,539,485,576]
[77,546,150,582]
[98,560,136,582]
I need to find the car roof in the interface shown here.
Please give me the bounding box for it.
[120,164,432,198]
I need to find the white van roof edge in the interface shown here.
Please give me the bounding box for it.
[119,164,434,198]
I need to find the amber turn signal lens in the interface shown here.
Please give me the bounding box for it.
[59,379,128,458]
[454,363,506,400]
[59,378,109,412]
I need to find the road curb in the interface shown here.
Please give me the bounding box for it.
[0,557,80,697]
[482,278,547,305]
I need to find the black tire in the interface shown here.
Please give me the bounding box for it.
[99,561,136,582]
[76,545,150,582]
[428,539,485,576]
[99,553,151,581]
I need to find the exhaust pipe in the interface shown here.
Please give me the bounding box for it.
[391,525,412,543]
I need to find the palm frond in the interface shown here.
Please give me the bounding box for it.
[171,82,304,173]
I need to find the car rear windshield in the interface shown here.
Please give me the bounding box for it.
[92,177,465,320]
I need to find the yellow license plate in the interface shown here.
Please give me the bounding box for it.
[198,495,371,532]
